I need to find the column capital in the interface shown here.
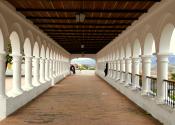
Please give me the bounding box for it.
[12,55,22,62]
[33,56,40,59]
[126,58,132,64]
[120,59,125,64]
[157,54,169,62]
[25,56,33,59]
[132,57,140,62]
[141,55,152,63]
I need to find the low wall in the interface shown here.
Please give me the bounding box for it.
[96,71,175,125]
[0,72,69,120]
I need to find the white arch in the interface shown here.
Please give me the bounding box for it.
[159,23,175,54]
[46,47,50,59]
[33,42,39,57]
[24,38,32,56]
[9,31,21,55]
[120,46,125,59]
[50,49,53,59]
[0,29,5,53]
[0,13,9,53]
[126,43,131,58]
[133,39,141,57]
[144,33,156,55]
[40,45,45,58]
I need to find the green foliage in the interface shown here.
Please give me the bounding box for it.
[6,43,12,65]
[171,73,175,81]
[88,67,95,70]
[78,65,95,70]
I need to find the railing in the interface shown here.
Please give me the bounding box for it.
[135,74,142,90]
[122,71,126,82]
[164,79,175,108]
[146,76,157,97]
[128,72,132,86]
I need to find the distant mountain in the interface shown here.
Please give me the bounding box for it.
[71,58,96,67]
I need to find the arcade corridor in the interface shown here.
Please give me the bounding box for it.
[0,73,161,125]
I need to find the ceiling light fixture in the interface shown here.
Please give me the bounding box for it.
[76,13,85,23]
[81,44,85,48]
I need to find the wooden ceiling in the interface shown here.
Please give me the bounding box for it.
[7,0,160,54]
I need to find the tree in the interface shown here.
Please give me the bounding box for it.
[6,43,12,69]
[171,73,175,81]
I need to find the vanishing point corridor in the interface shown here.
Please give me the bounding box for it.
[0,72,161,125]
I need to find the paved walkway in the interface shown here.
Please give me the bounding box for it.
[1,73,162,125]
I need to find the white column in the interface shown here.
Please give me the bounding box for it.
[156,54,168,103]
[116,60,120,81]
[132,58,140,89]
[45,59,50,81]
[49,59,53,78]
[40,58,46,83]
[120,59,125,83]
[58,61,60,74]
[60,61,62,74]
[12,55,23,94]
[0,53,7,98]
[141,55,152,95]
[33,57,40,86]
[25,56,33,89]
[55,60,58,76]
[125,58,132,86]
[112,61,116,79]
[109,61,112,78]
[52,59,55,77]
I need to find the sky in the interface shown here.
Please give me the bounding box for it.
[152,55,175,65]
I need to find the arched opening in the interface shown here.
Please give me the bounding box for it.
[22,38,32,89]
[33,42,39,58]
[159,24,175,81]
[6,31,22,94]
[71,58,96,75]
[126,43,131,59]
[0,29,5,53]
[144,33,156,77]
[40,45,45,58]
[32,42,40,85]
[133,39,142,74]
[159,23,175,103]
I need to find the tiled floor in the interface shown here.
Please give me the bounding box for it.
[1,73,162,125]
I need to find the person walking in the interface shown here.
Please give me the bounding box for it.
[70,64,76,74]
[104,62,108,77]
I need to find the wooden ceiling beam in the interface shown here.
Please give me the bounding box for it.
[50,34,116,36]
[16,8,147,13]
[14,0,160,1]
[45,31,121,33]
[47,32,120,34]
[36,22,130,26]
[40,28,126,30]
[27,16,137,20]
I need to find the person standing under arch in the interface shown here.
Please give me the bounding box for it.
[104,62,108,77]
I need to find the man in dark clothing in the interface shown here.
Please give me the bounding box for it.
[104,62,108,77]
[70,65,76,74]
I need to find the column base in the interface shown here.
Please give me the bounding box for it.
[40,79,47,84]
[124,83,130,87]
[156,97,165,104]
[33,81,41,87]
[12,88,23,96]
[24,84,34,91]
[131,86,137,91]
